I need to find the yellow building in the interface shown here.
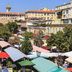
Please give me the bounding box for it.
[0,4,25,24]
[25,8,58,24]
[27,25,64,35]
[25,8,66,35]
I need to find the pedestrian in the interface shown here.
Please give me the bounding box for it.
[63,61,69,68]
[2,66,8,72]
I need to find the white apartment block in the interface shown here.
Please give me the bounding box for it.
[56,0,72,24]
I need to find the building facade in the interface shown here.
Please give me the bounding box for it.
[27,24,72,35]
[26,1,72,35]
[0,5,25,24]
[56,0,72,24]
[27,25,63,35]
[25,8,58,24]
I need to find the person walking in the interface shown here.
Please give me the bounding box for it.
[63,61,69,68]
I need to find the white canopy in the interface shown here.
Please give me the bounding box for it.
[27,52,62,58]
[27,52,37,59]
[40,52,62,58]
[27,55,37,59]
[4,47,26,62]
[0,41,10,48]
[62,51,72,57]
[65,57,72,63]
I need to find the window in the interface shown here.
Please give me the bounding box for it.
[71,19,72,23]
[44,13,46,15]
[47,13,49,15]
[66,10,69,14]
[62,10,69,14]
[63,19,69,24]
[47,17,49,19]
[62,11,65,14]
[63,15,66,18]
[41,13,43,16]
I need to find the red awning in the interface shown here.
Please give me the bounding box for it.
[0,52,9,59]
[66,68,72,71]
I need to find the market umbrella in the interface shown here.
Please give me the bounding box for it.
[65,57,72,63]
[0,52,9,59]
[66,68,72,72]
[18,60,34,72]
[62,51,72,57]
[4,47,27,62]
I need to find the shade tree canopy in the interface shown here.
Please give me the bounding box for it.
[47,26,72,52]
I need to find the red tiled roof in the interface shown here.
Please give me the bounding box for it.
[26,10,56,13]
[0,12,25,16]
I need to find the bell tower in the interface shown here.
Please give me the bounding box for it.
[6,4,11,12]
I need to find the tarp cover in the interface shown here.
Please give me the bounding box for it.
[65,57,72,63]
[32,57,69,72]
[4,47,26,62]
[62,51,72,57]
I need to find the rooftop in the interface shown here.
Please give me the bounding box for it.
[25,8,56,13]
[0,12,25,16]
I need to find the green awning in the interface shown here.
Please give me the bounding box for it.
[18,60,34,66]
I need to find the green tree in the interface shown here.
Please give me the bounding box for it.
[47,26,72,52]
[63,26,72,51]
[0,23,3,26]
[22,31,33,38]
[54,31,68,52]
[8,36,20,45]
[47,33,56,48]
[33,30,44,47]
[20,37,32,54]
[0,26,11,41]
[6,22,18,33]
[55,31,63,47]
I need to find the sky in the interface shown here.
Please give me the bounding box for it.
[0,0,70,12]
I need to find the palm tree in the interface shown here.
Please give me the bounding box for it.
[20,37,32,54]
